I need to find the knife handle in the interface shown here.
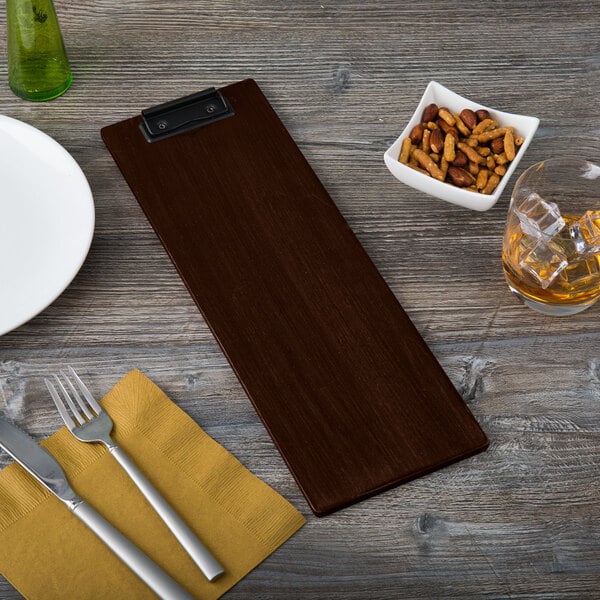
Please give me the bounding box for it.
[72,500,194,600]
[110,445,225,581]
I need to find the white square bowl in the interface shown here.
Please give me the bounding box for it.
[384,81,540,211]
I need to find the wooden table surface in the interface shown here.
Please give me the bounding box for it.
[1,1,599,598]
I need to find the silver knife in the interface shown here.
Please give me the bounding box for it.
[0,417,194,600]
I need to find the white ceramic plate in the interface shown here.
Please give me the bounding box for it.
[384,81,540,211]
[0,115,94,336]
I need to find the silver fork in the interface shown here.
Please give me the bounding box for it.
[45,367,224,582]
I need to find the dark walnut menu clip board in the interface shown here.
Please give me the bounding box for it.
[101,79,488,516]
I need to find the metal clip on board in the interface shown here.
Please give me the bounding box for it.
[140,88,235,142]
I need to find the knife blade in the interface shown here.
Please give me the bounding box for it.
[0,418,78,502]
[0,417,194,600]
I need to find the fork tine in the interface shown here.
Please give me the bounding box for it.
[68,366,103,414]
[52,374,86,427]
[45,378,78,430]
[61,370,94,420]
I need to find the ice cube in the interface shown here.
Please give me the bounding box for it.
[576,210,600,250]
[556,256,600,291]
[515,192,565,240]
[560,221,587,256]
[519,239,568,288]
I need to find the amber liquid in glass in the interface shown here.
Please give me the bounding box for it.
[503,214,600,306]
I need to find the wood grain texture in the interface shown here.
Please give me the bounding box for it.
[0,0,599,597]
[102,78,487,516]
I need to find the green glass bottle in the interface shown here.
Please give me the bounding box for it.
[6,0,72,101]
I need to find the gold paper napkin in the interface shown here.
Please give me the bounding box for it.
[0,370,306,599]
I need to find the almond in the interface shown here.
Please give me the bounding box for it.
[451,150,468,167]
[459,108,477,130]
[446,126,460,142]
[409,123,424,144]
[398,102,521,195]
[436,118,448,132]
[421,103,439,123]
[475,109,490,122]
[491,137,504,154]
[436,119,460,141]
[429,128,444,154]
[447,166,475,187]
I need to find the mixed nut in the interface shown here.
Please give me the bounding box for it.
[398,103,524,195]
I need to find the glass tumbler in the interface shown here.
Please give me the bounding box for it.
[6,0,72,101]
[503,157,600,316]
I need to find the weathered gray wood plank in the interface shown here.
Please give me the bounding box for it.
[0,0,599,598]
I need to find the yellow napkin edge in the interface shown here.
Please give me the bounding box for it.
[0,370,306,551]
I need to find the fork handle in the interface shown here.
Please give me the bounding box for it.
[110,445,225,581]
[71,500,194,600]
